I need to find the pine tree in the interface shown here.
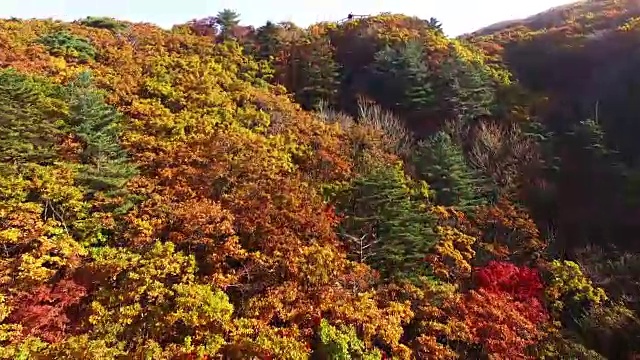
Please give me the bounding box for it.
[335,162,436,281]
[0,68,65,165]
[255,21,283,61]
[438,49,495,122]
[370,40,435,113]
[38,30,96,62]
[414,131,490,209]
[215,9,241,40]
[296,37,341,109]
[403,41,436,111]
[66,71,137,199]
[427,17,444,34]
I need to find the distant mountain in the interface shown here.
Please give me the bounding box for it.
[471,0,640,37]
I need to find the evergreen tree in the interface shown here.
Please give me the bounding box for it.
[438,49,495,122]
[38,30,96,62]
[370,40,436,113]
[414,131,490,209]
[335,162,436,281]
[215,9,241,40]
[557,118,629,244]
[66,71,137,199]
[296,36,341,109]
[427,17,444,34]
[78,16,127,32]
[0,68,65,165]
[255,21,282,61]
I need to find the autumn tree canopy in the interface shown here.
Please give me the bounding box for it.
[1,2,640,358]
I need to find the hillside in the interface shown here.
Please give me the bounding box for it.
[472,0,640,36]
[464,0,640,253]
[0,10,639,360]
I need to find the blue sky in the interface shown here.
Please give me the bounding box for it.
[0,0,576,36]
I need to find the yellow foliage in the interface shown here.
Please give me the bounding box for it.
[545,260,607,312]
[428,225,477,281]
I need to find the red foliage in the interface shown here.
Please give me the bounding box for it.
[8,279,87,343]
[475,261,544,300]
[474,261,548,325]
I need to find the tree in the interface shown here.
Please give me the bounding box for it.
[65,71,137,203]
[7,280,86,343]
[448,288,547,358]
[369,40,436,114]
[255,21,283,60]
[474,261,547,319]
[78,16,127,32]
[468,198,547,264]
[413,131,491,210]
[296,36,341,109]
[37,31,96,63]
[427,17,444,34]
[334,162,437,281]
[314,319,383,359]
[437,50,495,123]
[215,9,241,39]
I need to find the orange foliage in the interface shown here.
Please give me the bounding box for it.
[448,289,546,359]
[467,198,546,263]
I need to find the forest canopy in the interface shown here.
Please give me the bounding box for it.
[2,1,640,358]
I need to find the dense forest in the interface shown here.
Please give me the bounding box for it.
[2,0,640,358]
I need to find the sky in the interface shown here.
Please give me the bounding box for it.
[0,0,577,36]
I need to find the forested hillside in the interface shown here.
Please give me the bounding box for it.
[1,4,640,359]
[467,0,640,280]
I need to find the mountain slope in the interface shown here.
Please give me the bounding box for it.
[0,13,639,359]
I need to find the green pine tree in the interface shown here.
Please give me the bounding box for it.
[215,9,241,40]
[370,40,436,113]
[78,16,128,32]
[255,21,283,61]
[66,71,137,201]
[297,36,341,109]
[414,131,490,209]
[438,49,495,122]
[334,162,436,281]
[427,17,444,34]
[38,30,97,62]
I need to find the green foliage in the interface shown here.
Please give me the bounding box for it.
[315,319,382,360]
[438,51,495,122]
[413,131,490,209]
[0,69,66,165]
[65,71,137,200]
[37,30,97,62]
[334,161,436,281]
[296,37,341,109]
[215,9,241,39]
[77,17,128,32]
[370,40,436,113]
